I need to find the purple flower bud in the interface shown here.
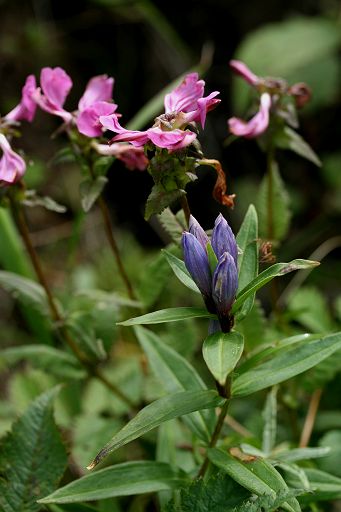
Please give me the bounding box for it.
[182,232,212,298]
[212,252,238,321]
[211,213,238,265]
[189,215,209,250]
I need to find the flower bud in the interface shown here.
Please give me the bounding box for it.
[212,252,238,324]
[211,213,238,264]
[189,215,209,250]
[182,231,212,298]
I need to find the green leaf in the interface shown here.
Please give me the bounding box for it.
[88,390,225,468]
[256,161,291,242]
[23,190,67,213]
[166,471,250,512]
[275,127,321,166]
[118,307,215,326]
[157,207,187,244]
[317,431,341,477]
[289,286,333,333]
[0,387,67,512]
[137,251,172,308]
[236,204,259,320]
[145,184,184,220]
[231,259,319,316]
[162,250,200,294]
[288,468,341,502]
[206,242,218,274]
[275,447,331,463]
[202,331,244,385]
[208,448,300,512]
[39,461,188,504]
[262,386,277,455]
[0,345,85,379]
[134,326,215,442]
[234,490,304,512]
[0,270,49,316]
[232,332,341,397]
[79,176,108,212]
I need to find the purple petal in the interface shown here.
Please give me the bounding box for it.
[228,93,271,139]
[208,319,221,335]
[40,67,72,108]
[189,215,209,249]
[148,127,196,150]
[211,213,238,264]
[100,114,150,147]
[0,134,26,184]
[5,75,37,123]
[182,231,212,297]
[184,92,220,128]
[212,252,238,317]
[78,75,114,111]
[164,73,205,114]
[76,101,117,137]
[230,60,259,86]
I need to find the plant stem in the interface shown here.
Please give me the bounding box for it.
[299,388,322,448]
[180,195,191,226]
[10,193,135,409]
[197,399,230,478]
[266,146,275,241]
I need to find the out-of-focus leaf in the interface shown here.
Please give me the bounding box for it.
[275,447,330,463]
[202,331,244,385]
[0,270,49,316]
[256,161,291,242]
[275,127,321,166]
[237,300,267,351]
[137,251,172,308]
[287,468,341,502]
[88,390,225,468]
[79,176,108,212]
[289,286,333,333]
[262,386,277,455]
[0,387,67,512]
[23,190,67,213]
[39,461,188,504]
[317,431,341,478]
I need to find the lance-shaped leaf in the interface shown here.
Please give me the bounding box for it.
[79,176,108,212]
[208,448,300,512]
[231,259,319,316]
[118,307,215,327]
[88,390,225,469]
[39,461,188,504]
[0,270,49,316]
[236,204,259,320]
[202,331,244,385]
[134,326,215,442]
[287,468,341,502]
[232,332,341,397]
[162,249,200,294]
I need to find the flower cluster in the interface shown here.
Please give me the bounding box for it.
[182,214,238,332]
[228,59,311,139]
[100,72,220,151]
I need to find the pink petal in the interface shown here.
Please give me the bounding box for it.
[76,101,117,137]
[184,91,220,128]
[94,142,148,171]
[228,93,271,138]
[148,127,196,149]
[164,73,205,113]
[100,114,150,147]
[78,75,114,111]
[33,88,73,123]
[5,75,37,123]
[229,60,259,86]
[0,134,26,184]
[40,67,72,108]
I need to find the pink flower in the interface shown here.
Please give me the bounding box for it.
[4,75,37,123]
[93,141,148,171]
[33,67,73,123]
[0,134,26,184]
[229,60,259,86]
[100,72,220,151]
[78,75,114,111]
[228,93,271,138]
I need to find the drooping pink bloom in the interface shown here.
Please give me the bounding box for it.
[93,141,148,171]
[33,67,73,123]
[229,60,259,86]
[100,72,220,151]
[228,93,271,138]
[4,75,38,123]
[78,75,114,111]
[0,134,26,184]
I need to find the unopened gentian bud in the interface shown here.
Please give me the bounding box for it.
[189,215,210,250]
[212,252,238,331]
[211,213,238,264]
[182,232,212,298]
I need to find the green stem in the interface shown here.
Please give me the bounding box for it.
[266,146,275,242]
[10,191,135,409]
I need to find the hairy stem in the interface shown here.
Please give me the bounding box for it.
[299,388,322,448]
[10,192,135,409]
[180,195,191,226]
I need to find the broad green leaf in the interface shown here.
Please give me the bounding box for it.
[134,326,215,442]
[236,204,259,320]
[208,448,300,512]
[79,176,108,212]
[256,161,291,242]
[288,468,341,502]
[0,270,49,316]
[0,345,85,379]
[289,286,333,333]
[88,390,225,468]
[145,185,184,220]
[39,461,188,504]
[275,126,321,166]
[275,447,331,463]
[118,307,215,326]
[317,431,341,477]
[162,249,200,294]
[231,259,319,316]
[262,387,278,455]
[157,207,186,244]
[202,331,244,385]
[0,387,67,512]
[232,332,341,396]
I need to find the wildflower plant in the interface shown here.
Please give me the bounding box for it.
[1,53,341,512]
